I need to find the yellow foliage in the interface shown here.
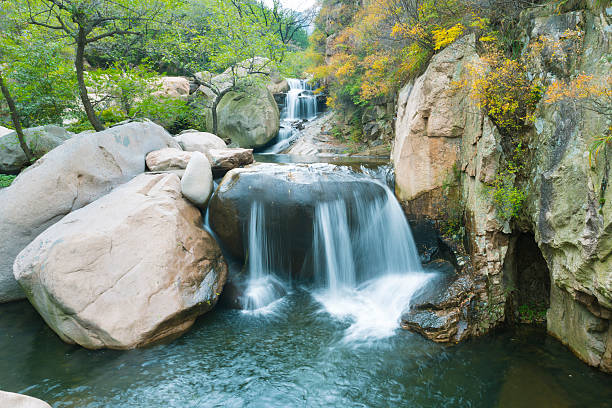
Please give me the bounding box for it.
[433,23,464,50]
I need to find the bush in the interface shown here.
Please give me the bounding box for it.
[0,174,16,188]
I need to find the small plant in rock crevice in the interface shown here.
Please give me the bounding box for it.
[0,174,16,188]
[486,143,528,223]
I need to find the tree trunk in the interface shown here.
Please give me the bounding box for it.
[76,29,105,132]
[0,70,34,163]
[211,88,232,135]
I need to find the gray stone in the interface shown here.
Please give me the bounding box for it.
[0,121,179,303]
[0,125,73,173]
[13,173,227,349]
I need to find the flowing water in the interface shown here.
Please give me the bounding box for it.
[2,99,612,405]
[1,297,612,407]
[260,78,318,154]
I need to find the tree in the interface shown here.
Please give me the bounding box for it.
[23,0,178,131]
[0,68,33,162]
[185,0,311,133]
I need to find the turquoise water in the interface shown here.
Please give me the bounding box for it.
[1,291,611,408]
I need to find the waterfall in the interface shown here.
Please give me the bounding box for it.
[283,79,317,121]
[240,166,434,338]
[242,201,287,312]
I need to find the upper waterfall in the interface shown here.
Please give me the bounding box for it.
[283,79,317,121]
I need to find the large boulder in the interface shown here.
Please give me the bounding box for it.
[13,173,228,349]
[181,152,213,209]
[0,121,179,303]
[208,163,386,277]
[0,125,73,173]
[0,125,12,136]
[0,391,51,408]
[175,130,226,153]
[392,35,482,220]
[217,84,280,148]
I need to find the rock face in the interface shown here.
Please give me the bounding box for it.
[392,35,482,220]
[217,84,280,148]
[14,173,227,349]
[180,152,213,208]
[0,125,73,173]
[157,77,190,100]
[0,121,179,303]
[146,148,193,171]
[175,130,227,153]
[0,391,51,408]
[391,6,612,374]
[209,163,387,277]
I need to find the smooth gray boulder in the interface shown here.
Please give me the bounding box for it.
[181,151,213,208]
[217,84,280,148]
[175,130,226,153]
[0,125,73,173]
[14,173,227,349]
[0,121,179,303]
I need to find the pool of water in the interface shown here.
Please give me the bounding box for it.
[1,291,611,408]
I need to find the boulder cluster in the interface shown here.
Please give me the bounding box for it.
[0,120,255,350]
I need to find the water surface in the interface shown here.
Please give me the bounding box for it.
[1,294,611,408]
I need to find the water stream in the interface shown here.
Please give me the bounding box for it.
[260,78,318,154]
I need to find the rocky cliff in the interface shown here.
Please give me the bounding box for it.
[392,4,612,373]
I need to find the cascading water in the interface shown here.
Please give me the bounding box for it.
[283,79,317,121]
[260,79,319,154]
[239,164,434,340]
[241,201,288,313]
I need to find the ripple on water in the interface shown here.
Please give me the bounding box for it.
[1,295,612,408]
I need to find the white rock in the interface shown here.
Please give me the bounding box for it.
[0,390,52,408]
[13,173,227,349]
[0,121,179,302]
[180,152,213,208]
[146,148,193,171]
[175,130,226,153]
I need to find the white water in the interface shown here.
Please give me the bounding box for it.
[242,202,288,312]
[261,79,318,154]
[241,170,434,340]
[283,78,317,121]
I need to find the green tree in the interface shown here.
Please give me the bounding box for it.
[23,0,179,131]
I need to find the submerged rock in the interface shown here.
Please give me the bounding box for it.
[0,121,179,303]
[0,125,73,173]
[0,390,51,408]
[401,260,481,343]
[14,173,227,349]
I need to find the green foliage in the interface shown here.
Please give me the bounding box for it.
[0,174,16,188]
[0,29,78,128]
[488,144,527,223]
[518,303,547,324]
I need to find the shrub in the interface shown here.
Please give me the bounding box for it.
[0,174,16,188]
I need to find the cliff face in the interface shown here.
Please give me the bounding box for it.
[392,5,612,373]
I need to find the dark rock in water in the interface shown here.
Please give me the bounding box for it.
[402,259,478,343]
[209,163,388,280]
